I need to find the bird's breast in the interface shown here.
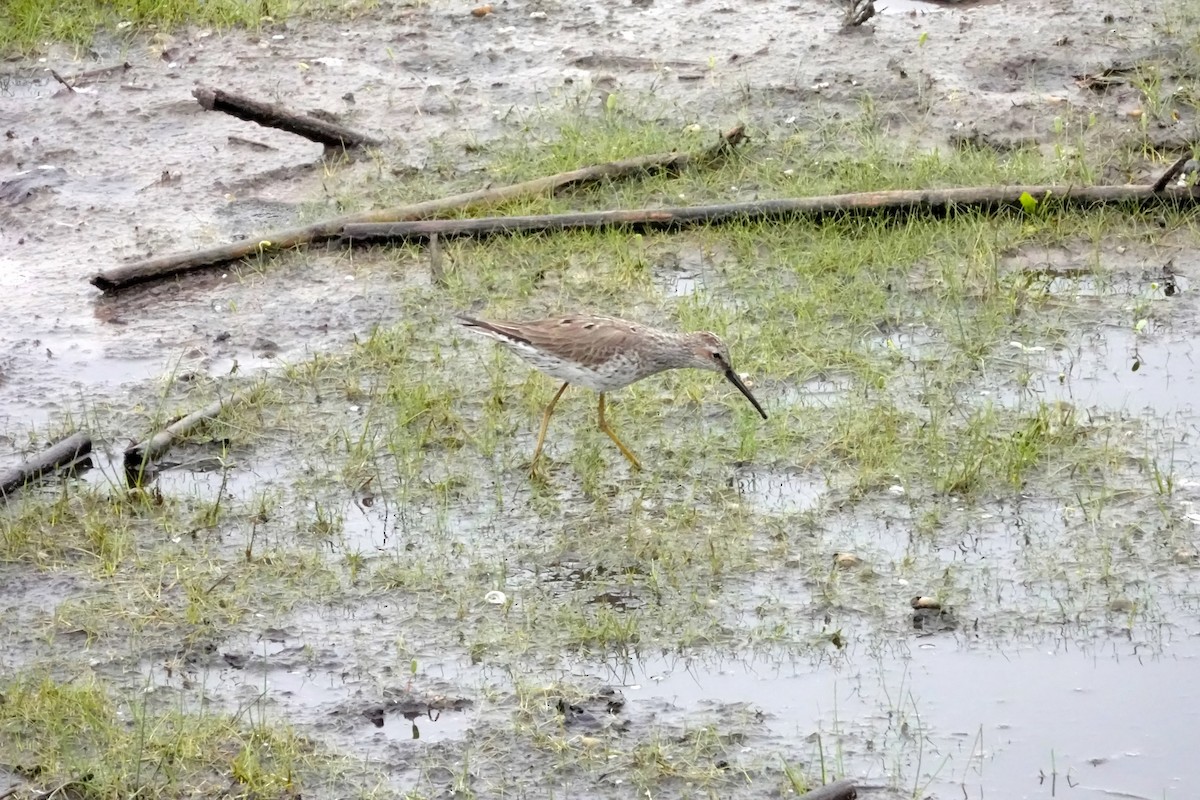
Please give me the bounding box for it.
[506,342,648,392]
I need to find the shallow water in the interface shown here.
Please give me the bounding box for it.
[587,644,1199,800]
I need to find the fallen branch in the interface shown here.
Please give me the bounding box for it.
[340,183,1200,244]
[193,86,384,150]
[124,396,238,487]
[47,68,76,93]
[797,778,856,800]
[64,61,132,86]
[89,124,747,293]
[1151,153,1191,192]
[0,432,92,500]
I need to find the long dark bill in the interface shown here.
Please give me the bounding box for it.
[723,369,767,420]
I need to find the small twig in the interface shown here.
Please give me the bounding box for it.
[0,431,92,500]
[227,135,275,151]
[205,573,232,594]
[429,232,446,286]
[1151,152,1191,192]
[47,69,76,92]
[63,61,132,85]
[32,780,85,800]
[192,86,383,150]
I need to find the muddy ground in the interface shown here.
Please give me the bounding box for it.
[0,2,1181,421]
[3,0,1200,798]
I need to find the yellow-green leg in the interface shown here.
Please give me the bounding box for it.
[530,381,570,473]
[598,393,643,470]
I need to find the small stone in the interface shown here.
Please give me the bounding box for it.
[834,553,861,568]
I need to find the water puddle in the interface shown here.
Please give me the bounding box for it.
[149,455,289,504]
[339,491,499,553]
[731,468,827,515]
[139,606,477,745]
[867,324,944,360]
[571,643,1199,799]
[650,245,729,298]
[0,331,163,432]
[999,327,1200,417]
[774,373,858,412]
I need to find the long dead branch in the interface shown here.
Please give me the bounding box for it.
[124,395,238,487]
[193,86,384,149]
[89,124,747,294]
[340,183,1200,244]
[0,432,92,500]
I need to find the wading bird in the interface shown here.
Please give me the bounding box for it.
[459,313,767,471]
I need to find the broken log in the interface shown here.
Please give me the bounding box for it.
[192,86,384,150]
[124,396,237,487]
[88,124,747,293]
[0,432,92,500]
[340,183,1200,244]
[796,778,857,800]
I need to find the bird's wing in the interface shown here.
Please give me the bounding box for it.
[461,314,648,366]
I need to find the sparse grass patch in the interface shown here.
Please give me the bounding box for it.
[500,674,767,794]
[0,0,375,54]
[1,486,168,569]
[0,670,335,798]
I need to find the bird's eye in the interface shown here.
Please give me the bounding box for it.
[711,350,724,361]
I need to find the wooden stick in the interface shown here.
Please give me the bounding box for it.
[429,231,446,286]
[0,432,92,500]
[124,396,237,487]
[341,183,1200,244]
[192,86,384,150]
[797,778,857,800]
[89,124,747,293]
[47,69,76,93]
[1151,153,1191,192]
[64,61,132,86]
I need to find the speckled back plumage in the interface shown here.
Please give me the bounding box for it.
[457,314,702,391]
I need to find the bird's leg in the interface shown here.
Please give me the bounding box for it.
[531,382,570,473]
[597,393,643,470]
